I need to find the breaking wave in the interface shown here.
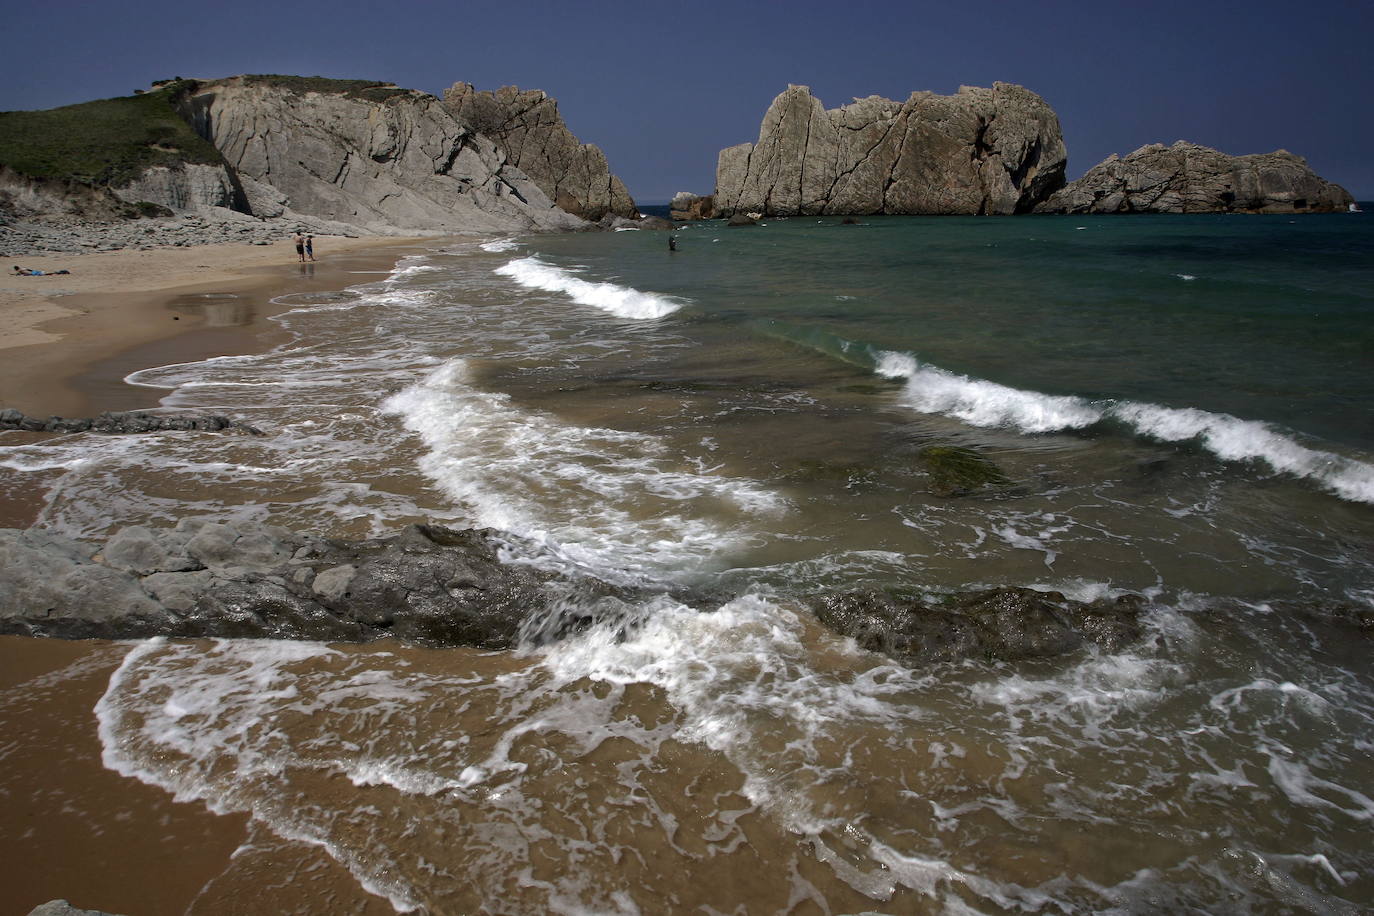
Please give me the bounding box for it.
[495,256,684,320]
[870,349,1374,504]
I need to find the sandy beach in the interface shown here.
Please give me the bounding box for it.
[1,234,439,915]
[0,235,435,421]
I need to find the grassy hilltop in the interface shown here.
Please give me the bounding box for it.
[0,76,403,191]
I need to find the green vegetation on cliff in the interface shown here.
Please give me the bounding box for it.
[0,88,222,187]
[236,75,412,103]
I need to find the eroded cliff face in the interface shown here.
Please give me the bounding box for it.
[715,83,1067,217]
[174,77,585,233]
[441,83,637,221]
[1036,141,1353,214]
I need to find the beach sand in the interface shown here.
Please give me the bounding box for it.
[0,235,431,420]
[0,235,437,915]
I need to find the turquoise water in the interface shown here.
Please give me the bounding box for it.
[6,215,1374,912]
[552,213,1374,449]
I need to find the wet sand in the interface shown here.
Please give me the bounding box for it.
[0,237,440,915]
[0,237,434,529]
[0,236,432,420]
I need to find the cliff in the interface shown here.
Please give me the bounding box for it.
[714,83,1066,217]
[442,83,637,221]
[0,76,613,234]
[174,76,583,233]
[1036,140,1354,214]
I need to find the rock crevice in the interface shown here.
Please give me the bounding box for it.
[442,83,637,221]
[716,83,1068,217]
[1036,140,1353,213]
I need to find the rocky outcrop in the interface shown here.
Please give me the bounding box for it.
[111,162,244,213]
[669,191,716,221]
[1037,141,1353,214]
[0,522,637,648]
[442,83,637,221]
[814,588,1145,665]
[0,408,259,436]
[173,77,586,234]
[0,166,146,222]
[28,902,126,916]
[715,83,1067,217]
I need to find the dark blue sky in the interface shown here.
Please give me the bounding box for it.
[3,0,1370,201]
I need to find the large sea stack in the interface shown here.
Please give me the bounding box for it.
[442,83,637,221]
[714,82,1067,217]
[1036,140,1354,214]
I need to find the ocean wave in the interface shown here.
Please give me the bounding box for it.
[479,238,520,253]
[495,256,683,320]
[873,349,1374,504]
[382,359,781,581]
[874,351,1102,433]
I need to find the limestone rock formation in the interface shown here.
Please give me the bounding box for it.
[27,902,127,916]
[443,83,637,220]
[0,408,258,435]
[669,191,716,221]
[714,83,1067,216]
[1037,141,1353,213]
[174,77,585,233]
[111,162,244,212]
[0,522,638,648]
[814,588,1146,665]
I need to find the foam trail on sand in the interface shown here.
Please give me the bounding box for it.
[495,256,683,320]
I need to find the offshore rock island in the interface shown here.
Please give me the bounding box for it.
[1036,140,1353,214]
[0,73,1355,245]
[713,82,1068,217]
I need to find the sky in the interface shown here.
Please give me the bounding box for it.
[2,0,1371,201]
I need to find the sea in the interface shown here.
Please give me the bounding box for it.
[4,210,1374,914]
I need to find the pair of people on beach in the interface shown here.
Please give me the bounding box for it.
[12,265,70,276]
[293,233,315,262]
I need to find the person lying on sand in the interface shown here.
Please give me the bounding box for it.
[12,265,71,276]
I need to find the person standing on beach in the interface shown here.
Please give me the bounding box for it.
[305,235,315,261]
[294,232,306,263]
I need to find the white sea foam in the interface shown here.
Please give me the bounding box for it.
[383,359,782,581]
[873,350,1103,432]
[479,238,520,253]
[495,256,683,320]
[873,348,1374,503]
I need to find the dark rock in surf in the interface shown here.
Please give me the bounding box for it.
[813,587,1145,665]
[0,521,636,649]
[670,191,716,221]
[726,213,759,227]
[596,213,673,231]
[0,408,260,436]
[919,445,1013,497]
[27,902,127,916]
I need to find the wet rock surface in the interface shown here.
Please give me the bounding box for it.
[814,588,1147,664]
[0,522,637,648]
[0,408,260,436]
[27,902,126,916]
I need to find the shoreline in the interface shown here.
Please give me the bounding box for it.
[0,234,450,916]
[0,235,439,530]
[0,235,435,419]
